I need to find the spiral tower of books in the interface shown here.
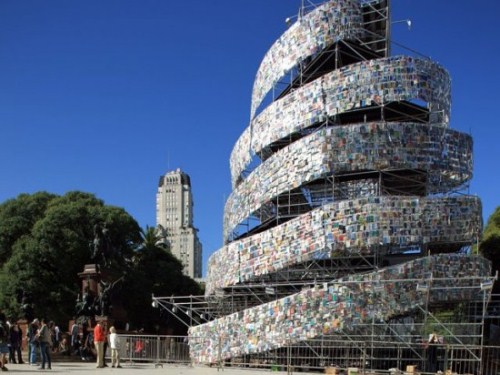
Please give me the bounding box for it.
[187,0,492,369]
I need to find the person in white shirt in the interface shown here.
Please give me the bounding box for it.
[108,326,121,368]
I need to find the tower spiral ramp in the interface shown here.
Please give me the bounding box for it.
[188,0,492,366]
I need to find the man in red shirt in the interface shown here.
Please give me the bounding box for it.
[93,322,106,368]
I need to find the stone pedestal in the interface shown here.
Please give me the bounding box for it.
[78,264,101,298]
[75,263,127,329]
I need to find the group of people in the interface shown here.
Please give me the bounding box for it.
[27,318,59,370]
[0,312,24,371]
[0,313,59,371]
[70,320,121,369]
[0,313,122,371]
[93,322,121,368]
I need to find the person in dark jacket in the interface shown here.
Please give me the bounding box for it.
[427,332,439,373]
[8,323,23,364]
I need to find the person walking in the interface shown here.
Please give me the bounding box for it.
[37,318,52,370]
[93,322,106,368]
[27,318,40,365]
[109,326,121,368]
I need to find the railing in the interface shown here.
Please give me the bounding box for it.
[109,335,191,366]
[109,334,500,374]
[189,335,500,375]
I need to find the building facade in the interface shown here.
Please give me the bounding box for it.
[156,168,202,278]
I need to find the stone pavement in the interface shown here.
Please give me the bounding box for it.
[1,362,278,374]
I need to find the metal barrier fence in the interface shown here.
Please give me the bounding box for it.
[108,335,191,366]
[188,335,500,375]
[108,334,500,374]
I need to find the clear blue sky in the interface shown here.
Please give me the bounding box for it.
[1,1,499,276]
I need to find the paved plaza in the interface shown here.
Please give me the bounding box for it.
[1,362,278,375]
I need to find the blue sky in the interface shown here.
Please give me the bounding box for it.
[1,1,499,276]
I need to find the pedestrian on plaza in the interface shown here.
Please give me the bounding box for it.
[28,318,40,365]
[70,320,80,356]
[83,332,95,360]
[109,326,122,368]
[36,318,52,370]
[102,322,109,367]
[427,332,439,373]
[0,312,10,371]
[8,322,23,364]
[93,321,106,368]
[50,322,60,352]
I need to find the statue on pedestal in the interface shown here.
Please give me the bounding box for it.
[91,222,113,268]
[96,277,124,317]
[72,223,127,328]
[75,286,96,317]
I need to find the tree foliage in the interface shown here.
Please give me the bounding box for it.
[0,192,56,264]
[121,225,201,334]
[480,207,500,292]
[0,192,201,332]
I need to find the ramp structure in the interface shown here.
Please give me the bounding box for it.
[156,0,495,372]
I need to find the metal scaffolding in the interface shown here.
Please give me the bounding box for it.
[154,274,497,373]
[153,1,495,373]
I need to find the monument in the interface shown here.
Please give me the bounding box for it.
[74,222,126,334]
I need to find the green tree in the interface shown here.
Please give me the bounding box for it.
[0,191,141,324]
[121,225,201,333]
[0,192,55,263]
[0,192,202,331]
[140,225,170,253]
[480,207,500,292]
